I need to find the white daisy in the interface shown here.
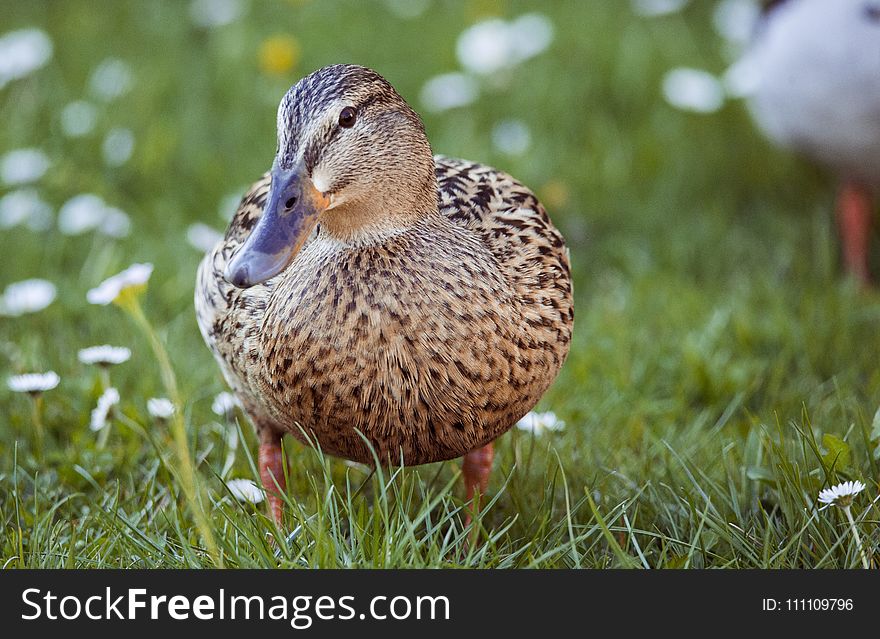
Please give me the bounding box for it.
[0,148,50,186]
[226,478,265,504]
[0,28,53,89]
[723,55,761,99]
[186,223,223,253]
[212,391,242,418]
[420,72,479,113]
[463,20,513,76]
[516,410,565,435]
[58,193,107,235]
[712,0,760,46]
[77,345,131,366]
[218,191,245,221]
[86,263,153,305]
[99,207,131,237]
[818,481,866,508]
[60,100,98,138]
[384,0,430,20]
[0,278,56,316]
[631,0,689,17]
[818,480,870,568]
[102,128,135,167]
[147,397,175,420]
[662,67,726,114]
[189,0,246,28]
[89,387,120,431]
[491,119,532,156]
[8,371,59,394]
[88,58,133,102]
[456,13,554,76]
[57,194,131,237]
[507,13,555,62]
[0,189,53,231]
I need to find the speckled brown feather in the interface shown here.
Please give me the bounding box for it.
[196,155,572,466]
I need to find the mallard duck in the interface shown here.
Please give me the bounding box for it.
[195,64,573,525]
[743,0,880,283]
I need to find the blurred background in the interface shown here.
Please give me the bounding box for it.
[0,0,828,392]
[3,0,878,567]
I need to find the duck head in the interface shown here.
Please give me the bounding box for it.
[224,64,437,289]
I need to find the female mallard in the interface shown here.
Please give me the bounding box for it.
[743,0,880,283]
[195,64,573,524]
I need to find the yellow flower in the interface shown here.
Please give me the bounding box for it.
[259,35,300,76]
[466,0,503,21]
[540,179,570,210]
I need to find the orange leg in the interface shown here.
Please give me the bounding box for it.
[462,442,495,527]
[836,181,873,285]
[258,431,287,526]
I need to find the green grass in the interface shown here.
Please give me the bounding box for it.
[2,0,879,568]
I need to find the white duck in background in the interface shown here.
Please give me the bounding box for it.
[742,0,880,284]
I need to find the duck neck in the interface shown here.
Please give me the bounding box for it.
[318,177,439,245]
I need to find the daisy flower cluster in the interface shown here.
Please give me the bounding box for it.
[1,24,146,433]
[4,265,152,446]
[413,10,554,160]
[632,0,764,114]
[0,24,136,237]
[4,258,250,525]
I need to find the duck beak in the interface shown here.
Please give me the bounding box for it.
[224,163,329,288]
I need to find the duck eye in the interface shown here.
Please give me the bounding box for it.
[338,106,357,128]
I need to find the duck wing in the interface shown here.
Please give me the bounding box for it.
[434,155,574,351]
